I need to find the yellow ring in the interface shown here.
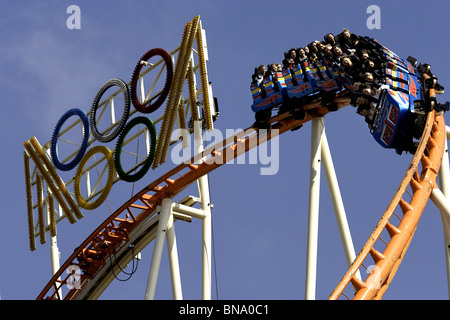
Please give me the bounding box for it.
[74,146,115,210]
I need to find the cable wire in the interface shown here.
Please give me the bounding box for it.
[110,244,139,282]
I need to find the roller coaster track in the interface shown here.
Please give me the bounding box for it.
[330,109,445,299]
[36,90,446,299]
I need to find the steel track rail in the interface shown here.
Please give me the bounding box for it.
[329,111,446,300]
[37,96,351,300]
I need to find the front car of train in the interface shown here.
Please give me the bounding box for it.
[371,46,449,154]
[369,47,422,154]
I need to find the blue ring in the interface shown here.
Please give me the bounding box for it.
[51,108,90,171]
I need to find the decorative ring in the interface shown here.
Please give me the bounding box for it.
[90,78,130,143]
[74,146,115,210]
[51,108,89,171]
[130,48,173,114]
[114,116,157,182]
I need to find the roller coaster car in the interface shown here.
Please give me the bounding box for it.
[284,63,317,100]
[308,60,340,93]
[251,71,288,128]
[251,60,347,127]
[371,51,425,155]
[251,72,287,113]
[372,88,421,154]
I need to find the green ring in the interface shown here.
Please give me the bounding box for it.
[114,116,157,182]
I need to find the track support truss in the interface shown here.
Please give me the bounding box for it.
[305,117,360,299]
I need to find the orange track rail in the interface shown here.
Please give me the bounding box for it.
[329,110,445,299]
[36,94,446,300]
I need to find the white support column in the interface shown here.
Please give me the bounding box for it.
[430,188,450,221]
[321,130,361,282]
[110,97,116,125]
[198,174,212,300]
[46,193,62,298]
[166,207,183,299]
[437,133,450,299]
[44,195,60,277]
[49,220,61,298]
[50,234,62,298]
[191,76,213,301]
[144,198,173,300]
[195,121,212,300]
[50,235,60,276]
[305,117,324,300]
[139,75,146,103]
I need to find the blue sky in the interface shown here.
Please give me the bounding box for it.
[1,0,450,300]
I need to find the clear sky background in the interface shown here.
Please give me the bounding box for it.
[1,0,450,300]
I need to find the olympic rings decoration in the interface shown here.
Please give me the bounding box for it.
[49,48,173,210]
